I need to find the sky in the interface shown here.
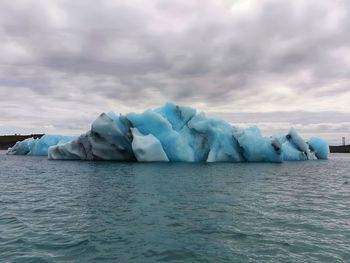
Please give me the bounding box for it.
[0,0,349,145]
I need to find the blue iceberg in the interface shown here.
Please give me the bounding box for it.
[7,102,329,162]
[7,134,75,156]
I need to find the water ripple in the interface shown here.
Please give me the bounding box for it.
[0,153,350,262]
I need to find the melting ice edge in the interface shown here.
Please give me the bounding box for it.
[7,102,329,162]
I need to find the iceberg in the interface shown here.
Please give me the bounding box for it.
[7,102,329,162]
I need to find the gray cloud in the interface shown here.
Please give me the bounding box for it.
[0,0,349,144]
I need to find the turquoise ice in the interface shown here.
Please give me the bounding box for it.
[7,102,329,162]
[7,134,75,156]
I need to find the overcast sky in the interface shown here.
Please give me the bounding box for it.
[0,0,349,144]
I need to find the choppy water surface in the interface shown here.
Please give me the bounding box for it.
[1,152,349,262]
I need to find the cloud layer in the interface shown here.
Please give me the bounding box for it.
[0,0,349,144]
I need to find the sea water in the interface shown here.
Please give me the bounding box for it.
[0,152,349,262]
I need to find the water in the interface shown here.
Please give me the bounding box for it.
[1,152,349,263]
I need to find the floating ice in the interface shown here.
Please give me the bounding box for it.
[7,102,329,162]
[308,137,330,160]
[7,134,75,156]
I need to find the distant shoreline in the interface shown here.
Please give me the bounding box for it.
[329,145,350,153]
[0,134,43,150]
[0,134,349,153]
